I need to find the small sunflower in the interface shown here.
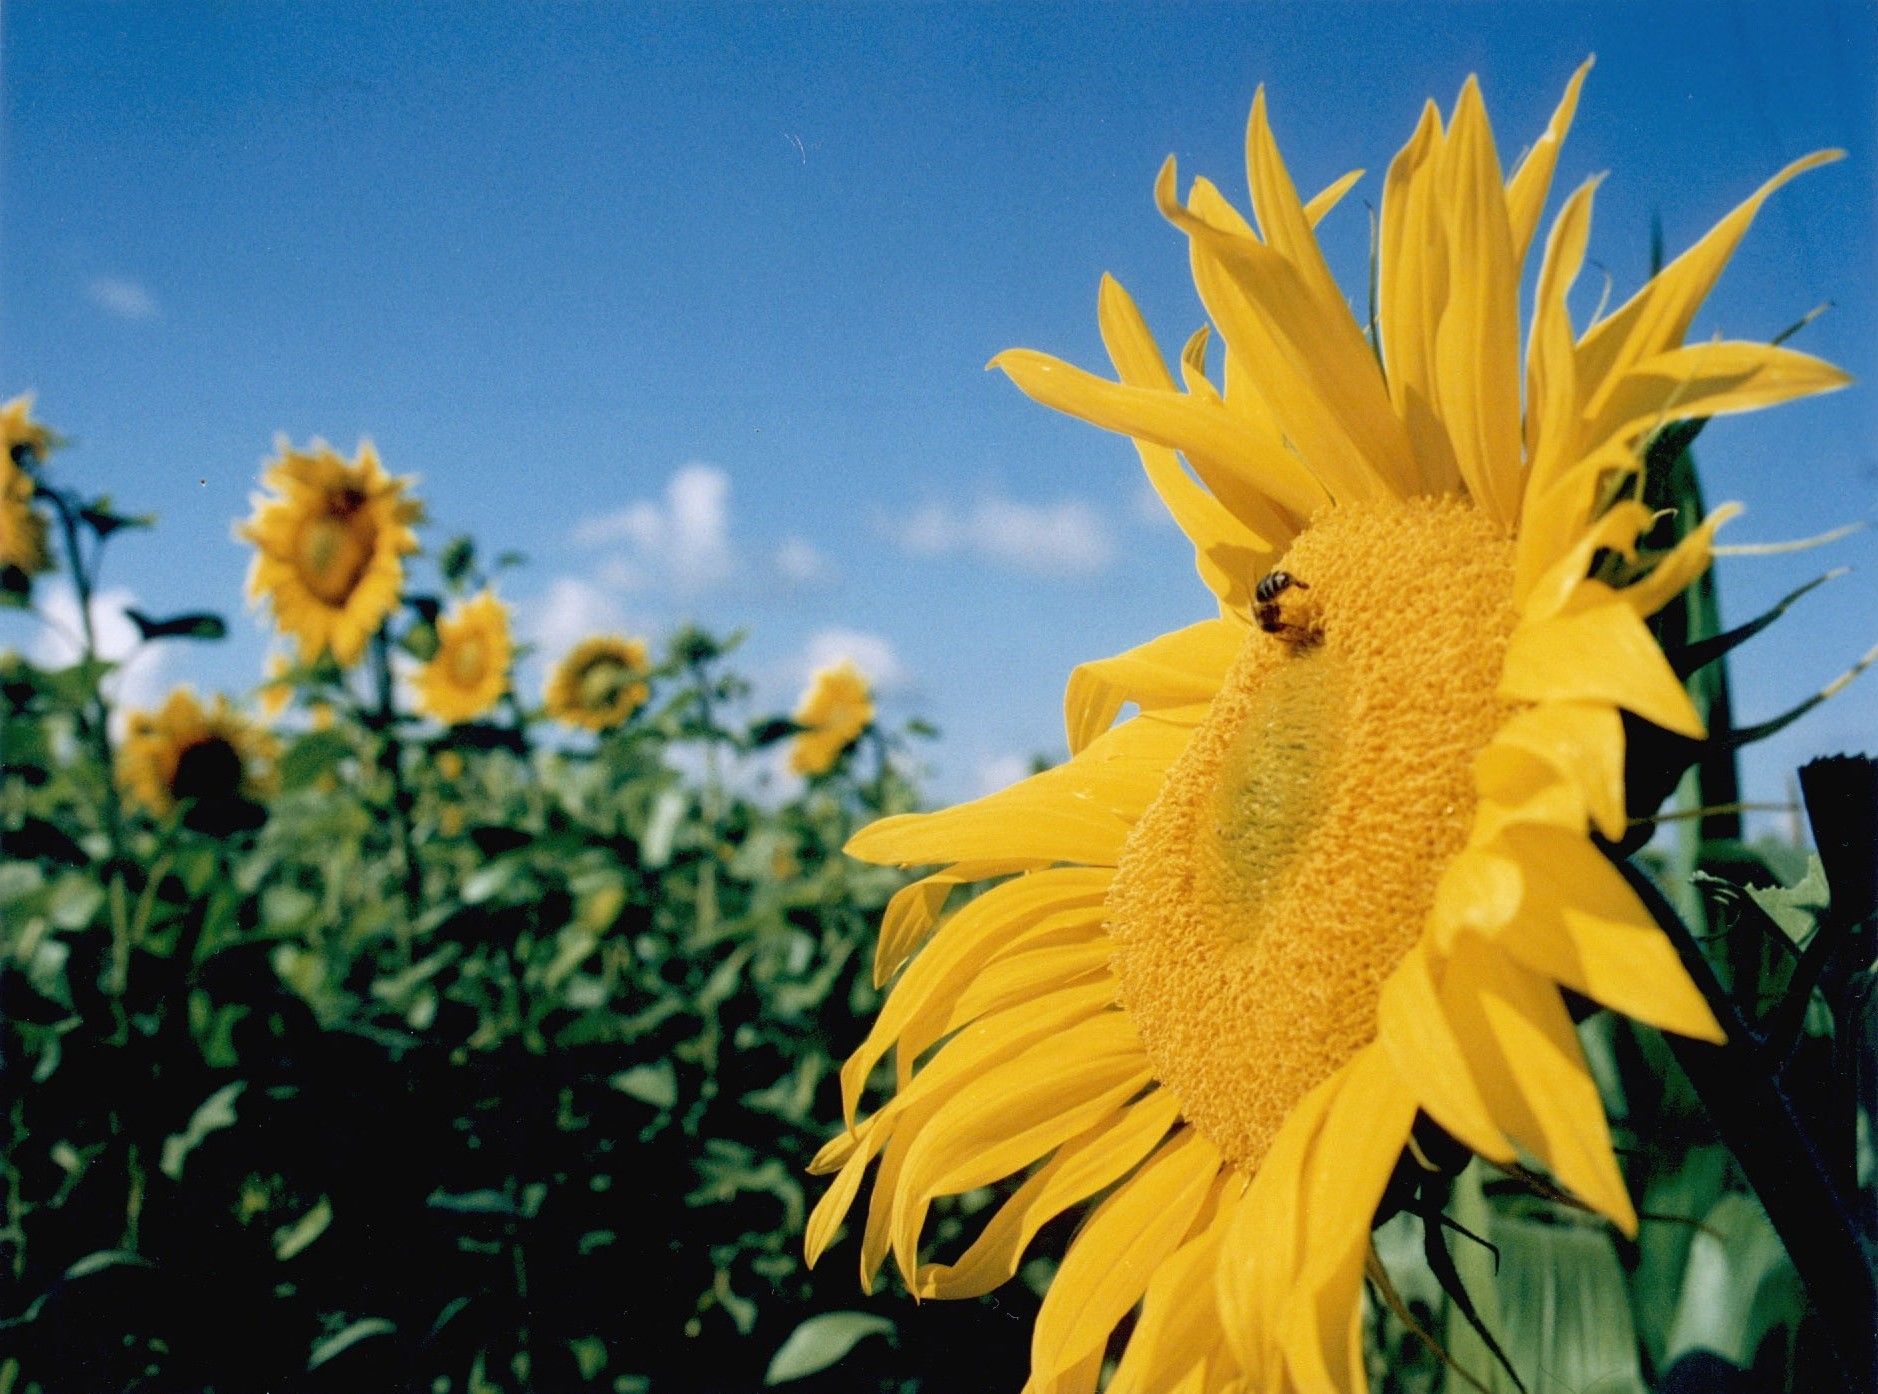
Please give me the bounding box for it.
[239,438,422,668]
[0,395,52,578]
[413,590,513,726]
[544,635,652,731]
[791,660,874,776]
[808,65,1847,1393]
[119,689,278,819]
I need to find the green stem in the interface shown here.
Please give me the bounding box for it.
[1620,861,1876,1387]
[371,628,422,951]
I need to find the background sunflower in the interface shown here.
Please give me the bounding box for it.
[413,589,514,726]
[545,635,652,731]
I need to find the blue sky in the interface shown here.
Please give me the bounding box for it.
[3,2,1874,810]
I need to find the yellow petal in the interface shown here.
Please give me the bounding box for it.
[1064,619,1243,753]
[993,345,1311,543]
[1577,150,1843,422]
[1431,77,1523,529]
[1376,947,1516,1163]
[1029,1125,1222,1382]
[838,867,1110,1123]
[1584,340,1853,455]
[1488,701,1627,842]
[805,1121,888,1269]
[1500,596,1704,737]
[1162,162,1416,503]
[1302,168,1364,227]
[901,933,1113,1070]
[1379,99,1458,496]
[1492,824,1724,1042]
[1619,502,1741,618]
[914,1088,1182,1300]
[1245,85,1352,326]
[1519,498,1653,624]
[1442,940,1638,1232]
[874,860,1032,988]
[1105,1194,1239,1393]
[1504,57,1593,263]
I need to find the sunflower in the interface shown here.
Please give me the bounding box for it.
[119,688,278,818]
[807,64,1848,1393]
[544,635,652,731]
[239,438,422,668]
[791,660,874,776]
[0,395,51,578]
[413,590,513,726]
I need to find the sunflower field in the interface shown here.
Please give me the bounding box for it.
[4,50,1878,1394]
[0,417,1053,1392]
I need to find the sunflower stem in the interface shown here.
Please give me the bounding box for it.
[371,626,422,954]
[1618,859,1876,1387]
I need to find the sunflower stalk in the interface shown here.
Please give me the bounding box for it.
[1619,860,1876,1388]
[371,624,423,946]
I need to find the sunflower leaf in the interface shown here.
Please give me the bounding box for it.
[763,1311,895,1385]
[123,608,227,642]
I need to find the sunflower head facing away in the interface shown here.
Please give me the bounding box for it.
[545,635,652,731]
[791,660,874,776]
[414,590,513,726]
[120,689,279,824]
[0,395,52,580]
[239,438,422,668]
[808,63,1848,1393]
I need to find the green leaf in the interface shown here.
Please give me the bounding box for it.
[1663,1192,1805,1371]
[64,1249,155,1280]
[278,729,353,791]
[274,1196,333,1261]
[160,1081,246,1181]
[610,1062,678,1110]
[307,1317,396,1370]
[764,1312,894,1385]
[123,608,227,642]
[1744,856,1830,947]
[439,535,476,587]
[78,499,155,538]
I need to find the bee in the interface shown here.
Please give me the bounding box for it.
[1254,570,1320,644]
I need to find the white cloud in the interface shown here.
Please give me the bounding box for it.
[887,492,1115,577]
[798,628,908,694]
[522,575,631,665]
[85,276,160,322]
[973,752,1034,798]
[572,463,734,595]
[31,583,176,729]
[772,536,835,588]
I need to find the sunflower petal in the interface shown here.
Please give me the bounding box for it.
[1379,99,1458,495]
[874,861,1032,988]
[1377,948,1516,1163]
[1489,701,1627,841]
[1105,1193,1240,1393]
[1065,619,1245,753]
[1620,503,1741,618]
[1585,340,1853,454]
[915,1088,1183,1300]
[1501,596,1705,737]
[1029,1125,1222,1382]
[1504,57,1593,263]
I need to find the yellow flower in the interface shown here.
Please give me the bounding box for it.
[0,395,51,577]
[259,652,294,720]
[119,689,278,817]
[238,438,422,667]
[791,660,874,776]
[413,590,513,725]
[808,64,1848,1393]
[544,635,652,731]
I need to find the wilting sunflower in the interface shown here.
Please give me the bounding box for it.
[808,64,1848,1393]
[239,438,422,668]
[0,395,51,578]
[791,660,874,776]
[120,688,278,818]
[413,589,513,726]
[545,635,652,731]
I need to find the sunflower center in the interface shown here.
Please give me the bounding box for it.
[451,638,489,687]
[576,658,631,710]
[172,736,244,803]
[295,496,376,606]
[1108,496,1520,1175]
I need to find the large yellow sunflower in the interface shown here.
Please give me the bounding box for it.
[413,589,513,725]
[544,635,652,731]
[791,659,875,776]
[808,65,1848,1393]
[1,395,51,577]
[239,438,422,668]
[119,688,278,818]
